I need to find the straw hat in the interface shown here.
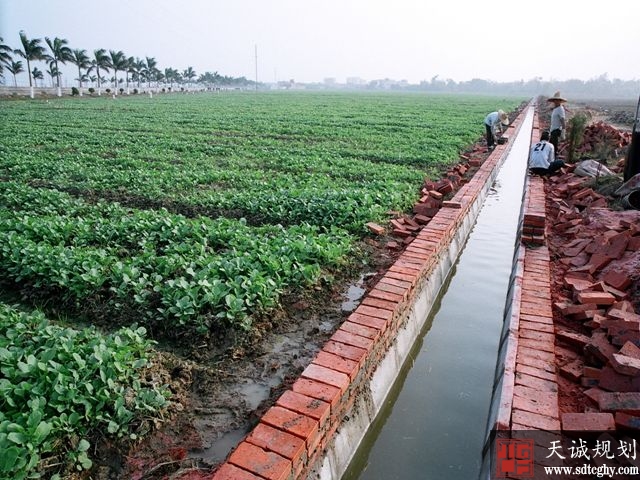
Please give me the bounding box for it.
[547,91,567,103]
[498,110,509,126]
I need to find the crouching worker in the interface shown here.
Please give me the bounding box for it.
[484,110,509,150]
[529,130,565,176]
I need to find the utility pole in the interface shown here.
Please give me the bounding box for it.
[254,44,258,92]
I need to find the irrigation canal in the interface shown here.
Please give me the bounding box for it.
[342,107,534,480]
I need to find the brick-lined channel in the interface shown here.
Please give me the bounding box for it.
[343,108,534,480]
[202,106,533,480]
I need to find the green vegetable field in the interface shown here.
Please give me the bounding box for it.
[0,91,520,478]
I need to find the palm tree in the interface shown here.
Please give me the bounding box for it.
[144,56,157,88]
[131,57,145,88]
[89,48,109,95]
[183,66,196,89]
[45,36,73,96]
[46,60,59,88]
[32,67,44,87]
[107,50,127,95]
[70,48,90,95]
[0,37,13,81]
[125,56,136,93]
[14,31,46,97]
[164,67,179,90]
[6,60,23,87]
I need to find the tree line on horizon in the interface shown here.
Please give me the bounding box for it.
[0,31,255,93]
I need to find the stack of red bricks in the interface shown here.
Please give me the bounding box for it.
[522,176,546,245]
[576,121,632,157]
[544,165,640,432]
[368,160,482,247]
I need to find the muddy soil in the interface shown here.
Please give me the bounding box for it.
[84,237,400,480]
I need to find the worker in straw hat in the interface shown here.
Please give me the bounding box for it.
[547,91,567,153]
[484,109,509,151]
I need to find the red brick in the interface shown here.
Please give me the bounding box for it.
[556,302,599,316]
[292,378,341,409]
[597,392,640,415]
[413,204,440,217]
[586,253,613,274]
[608,309,640,323]
[607,233,630,259]
[323,340,367,365]
[382,270,417,284]
[276,390,330,425]
[518,346,555,363]
[512,409,560,431]
[515,372,557,392]
[620,341,640,360]
[228,442,291,480]
[584,332,617,365]
[301,364,350,393]
[518,337,554,354]
[380,276,413,290]
[260,406,319,450]
[367,287,404,304]
[615,412,640,430]
[628,236,640,251]
[516,362,557,382]
[312,351,360,381]
[212,463,263,480]
[598,366,640,392]
[556,330,590,350]
[339,321,380,340]
[365,222,385,235]
[347,312,387,332]
[330,329,374,353]
[611,353,640,376]
[602,270,633,291]
[559,358,583,382]
[562,412,616,431]
[354,305,393,321]
[576,291,616,305]
[513,385,559,418]
[516,353,556,373]
[246,423,306,466]
[370,281,407,297]
[413,214,432,225]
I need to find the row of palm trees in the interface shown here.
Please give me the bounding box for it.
[0,31,253,96]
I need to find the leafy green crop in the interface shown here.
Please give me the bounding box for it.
[0,182,353,334]
[0,303,169,479]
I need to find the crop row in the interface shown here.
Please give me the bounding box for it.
[0,92,519,233]
[0,302,168,479]
[0,182,353,334]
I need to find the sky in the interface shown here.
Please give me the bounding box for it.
[1,0,639,86]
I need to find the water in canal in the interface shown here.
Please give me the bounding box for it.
[343,108,534,480]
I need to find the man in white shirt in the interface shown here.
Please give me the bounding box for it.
[529,131,565,175]
[547,92,567,153]
[484,110,509,150]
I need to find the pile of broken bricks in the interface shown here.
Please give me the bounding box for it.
[366,145,488,249]
[543,163,640,432]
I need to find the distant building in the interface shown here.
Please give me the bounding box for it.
[323,78,337,85]
[346,77,366,86]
